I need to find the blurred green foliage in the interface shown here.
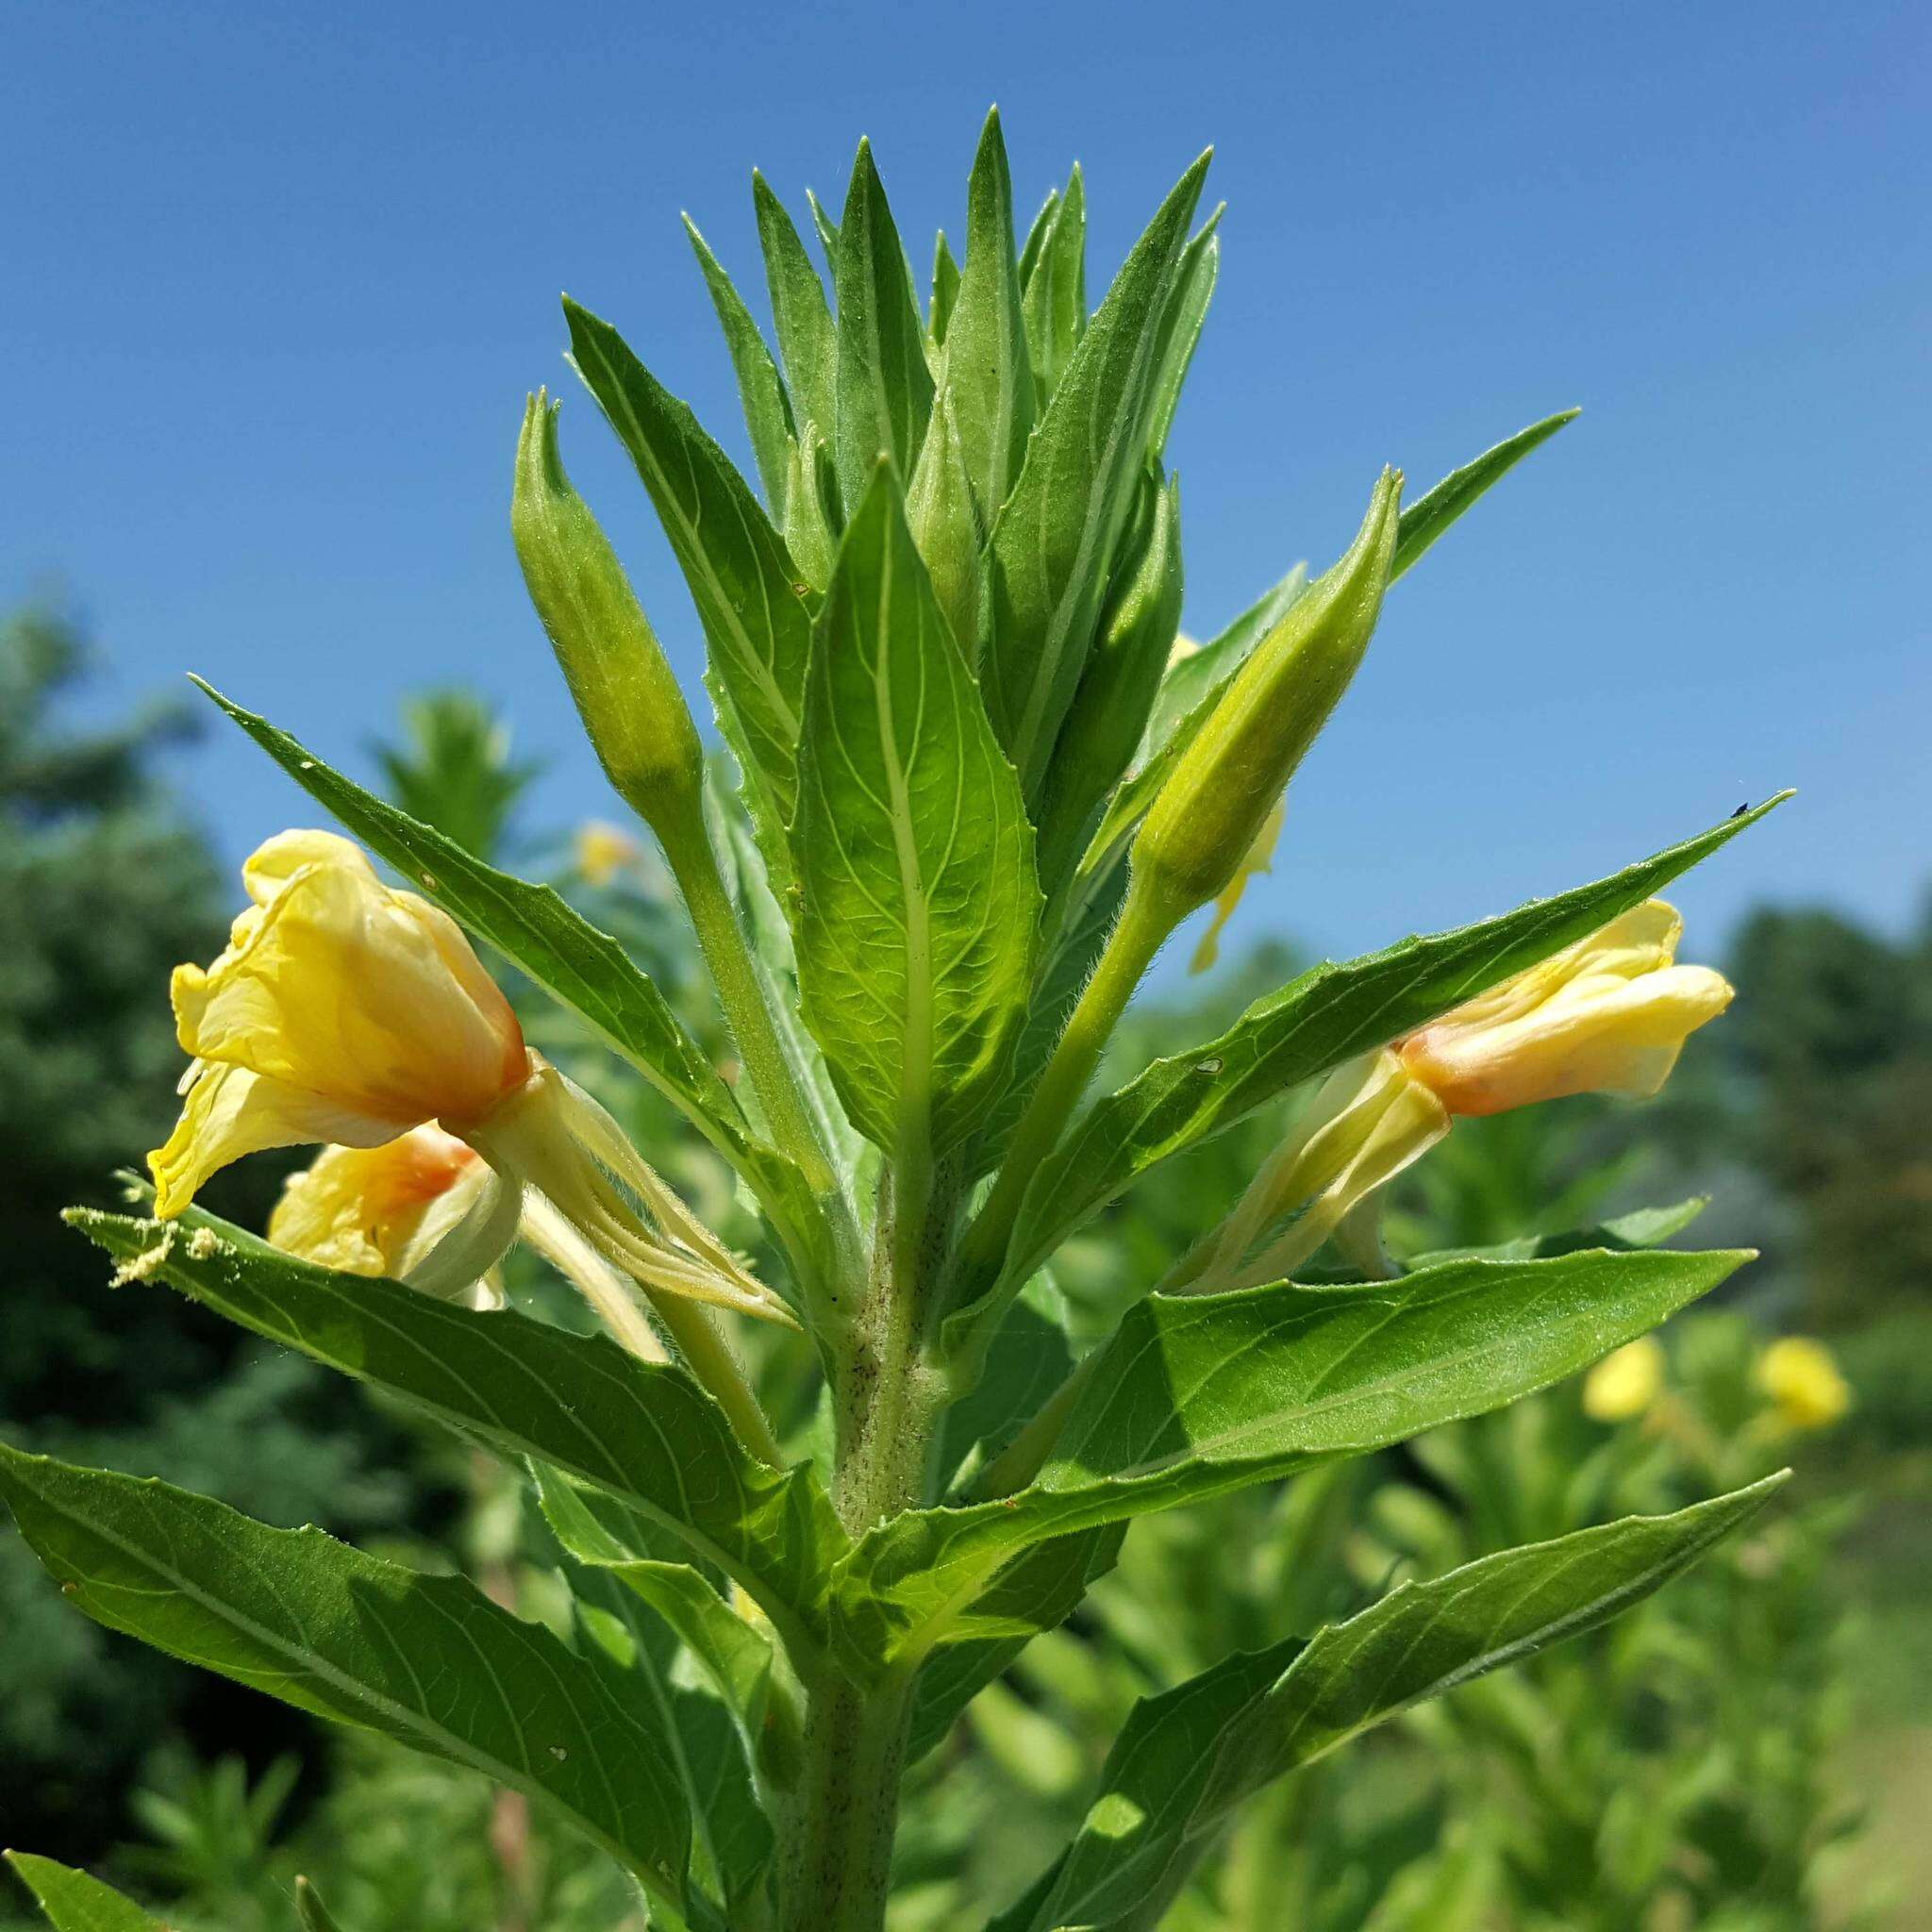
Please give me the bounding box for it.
[3,615,1924,1926]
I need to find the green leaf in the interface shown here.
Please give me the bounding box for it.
[294,1878,346,1932]
[980,153,1210,799]
[706,766,869,1198]
[4,1856,170,1932]
[990,1475,1786,1932]
[1391,408,1580,581]
[562,298,815,838]
[1020,163,1086,402]
[989,795,1789,1300]
[941,108,1035,519]
[791,468,1041,1167]
[1016,186,1058,283]
[538,1471,776,1739]
[683,212,796,514]
[970,855,1128,1174]
[854,1245,1746,1666]
[190,682,819,1258]
[905,1524,1124,1764]
[64,1202,843,1662]
[753,172,839,457]
[0,1448,701,1909]
[939,1276,1077,1492]
[1146,209,1221,458]
[832,140,936,505]
[928,229,961,345]
[805,186,841,264]
[557,1541,774,1923]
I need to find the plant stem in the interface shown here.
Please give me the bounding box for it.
[956,866,1177,1286]
[655,791,839,1201]
[780,1670,915,1932]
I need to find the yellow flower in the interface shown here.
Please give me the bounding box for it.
[151,831,531,1217]
[575,818,641,889]
[1398,901,1732,1118]
[268,1127,508,1309]
[1582,1337,1666,1421]
[1757,1336,1852,1430]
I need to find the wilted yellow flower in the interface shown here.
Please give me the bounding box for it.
[575,818,641,889]
[1167,1046,1450,1292]
[151,832,530,1217]
[1398,901,1732,1118]
[1582,1337,1667,1421]
[269,1127,508,1309]
[1757,1336,1851,1430]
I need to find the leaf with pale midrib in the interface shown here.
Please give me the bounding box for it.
[852,1245,1747,1665]
[65,1202,844,1660]
[989,1475,1786,1932]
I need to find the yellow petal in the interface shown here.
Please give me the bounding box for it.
[150,1063,397,1218]
[172,832,527,1130]
[268,1126,491,1276]
[575,819,640,889]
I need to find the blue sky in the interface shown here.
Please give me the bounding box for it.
[6,0,1926,979]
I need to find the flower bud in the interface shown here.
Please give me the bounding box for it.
[1398,901,1732,1116]
[512,391,705,834]
[1133,467,1401,922]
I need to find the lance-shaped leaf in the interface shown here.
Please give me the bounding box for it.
[294,1878,346,1932]
[1146,209,1221,458]
[683,212,796,513]
[65,1203,843,1663]
[928,229,961,345]
[977,796,1787,1308]
[754,172,839,452]
[0,1447,700,1907]
[1392,408,1580,581]
[1021,163,1087,401]
[990,1475,1785,1932]
[563,298,815,836]
[562,1551,774,1924]
[941,108,1035,518]
[852,1245,1746,1666]
[1017,186,1059,283]
[981,153,1209,799]
[5,1857,169,1932]
[832,140,935,504]
[192,682,822,1267]
[791,468,1041,1167]
[806,186,840,263]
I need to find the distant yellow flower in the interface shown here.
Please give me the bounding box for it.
[269,1127,508,1309]
[1757,1336,1852,1430]
[575,818,641,888]
[1583,1337,1667,1421]
[1398,901,1732,1117]
[151,832,530,1217]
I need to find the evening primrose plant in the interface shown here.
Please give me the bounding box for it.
[3,113,1795,1932]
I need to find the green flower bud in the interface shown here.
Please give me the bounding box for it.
[511,391,704,835]
[905,385,985,659]
[1133,465,1401,921]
